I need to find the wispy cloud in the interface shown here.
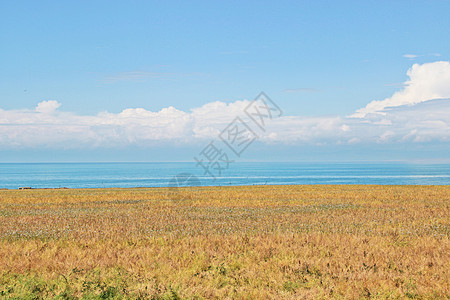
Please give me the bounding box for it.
[403,53,441,60]
[217,50,248,55]
[284,88,321,93]
[403,54,420,59]
[101,70,205,83]
[101,71,169,83]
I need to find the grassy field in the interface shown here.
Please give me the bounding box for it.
[0,185,449,299]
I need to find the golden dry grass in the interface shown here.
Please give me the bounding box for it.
[0,185,449,299]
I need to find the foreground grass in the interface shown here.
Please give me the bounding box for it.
[0,185,449,299]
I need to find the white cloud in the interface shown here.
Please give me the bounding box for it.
[403,54,419,59]
[402,53,441,60]
[0,100,257,148]
[35,100,61,114]
[1,62,450,149]
[1,97,449,149]
[352,61,450,117]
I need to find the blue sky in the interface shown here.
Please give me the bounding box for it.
[1,1,450,162]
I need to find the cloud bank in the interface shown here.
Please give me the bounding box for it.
[1,61,449,149]
[352,61,450,117]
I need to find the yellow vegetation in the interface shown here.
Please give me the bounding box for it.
[0,185,449,298]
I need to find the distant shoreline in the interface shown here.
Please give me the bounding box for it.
[1,183,449,191]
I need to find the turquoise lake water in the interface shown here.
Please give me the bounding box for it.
[0,162,449,189]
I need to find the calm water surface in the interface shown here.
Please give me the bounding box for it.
[0,162,449,189]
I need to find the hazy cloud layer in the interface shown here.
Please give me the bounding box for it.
[1,62,449,149]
